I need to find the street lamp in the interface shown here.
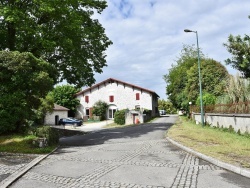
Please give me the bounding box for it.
[184,29,204,127]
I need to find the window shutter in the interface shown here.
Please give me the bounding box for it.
[85,96,89,103]
[136,93,140,100]
[109,95,114,102]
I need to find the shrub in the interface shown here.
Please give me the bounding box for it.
[92,100,108,121]
[114,109,126,125]
[196,92,216,106]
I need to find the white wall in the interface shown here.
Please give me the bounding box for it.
[193,113,250,134]
[44,110,68,125]
[76,81,154,119]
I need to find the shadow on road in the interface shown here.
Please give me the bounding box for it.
[59,122,173,147]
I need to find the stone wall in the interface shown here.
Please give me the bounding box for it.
[192,113,250,134]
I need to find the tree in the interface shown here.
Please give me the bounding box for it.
[0,0,112,87]
[0,51,54,134]
[35,94,54,125]
[224,16,250,78]
[185,59,229,103]
[224,35,250,78]
[164,45,229,112]
[92,100,108,120]
[158,99,176,114]
[49,85,80,117]
[164,45,204,110]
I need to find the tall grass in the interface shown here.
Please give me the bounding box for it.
[217,75,250,104]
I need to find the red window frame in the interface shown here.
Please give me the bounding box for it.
[109,95,114,102]
[136,93,140,100]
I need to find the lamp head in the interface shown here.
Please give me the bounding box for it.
[184,29,193,32]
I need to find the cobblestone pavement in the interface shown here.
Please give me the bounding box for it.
[0,153,40,183]
[6,116,250,187]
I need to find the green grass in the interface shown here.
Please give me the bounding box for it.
[167,116,250,168]
[0,134,57,154]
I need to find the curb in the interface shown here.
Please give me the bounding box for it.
[0,147,59,188]
[166,137,250,178]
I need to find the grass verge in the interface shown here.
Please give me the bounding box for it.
[0,134,57,154]
[167,116,250,169]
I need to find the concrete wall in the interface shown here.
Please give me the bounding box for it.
[193,113,250,133]
[125,111,142,125]
[44,110,68,125]
[76,81,157,119]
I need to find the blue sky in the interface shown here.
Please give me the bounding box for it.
[93,0,250,99]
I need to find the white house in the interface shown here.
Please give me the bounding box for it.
[44,104,69,125]
[75,78,159,120]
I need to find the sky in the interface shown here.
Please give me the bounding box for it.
[93,0,250,99]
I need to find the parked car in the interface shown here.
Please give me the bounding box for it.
[58,118,82,126]
[159,110,166,116]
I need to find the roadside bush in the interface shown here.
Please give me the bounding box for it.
[114,109,126,125]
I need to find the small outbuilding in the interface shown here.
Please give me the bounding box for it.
[44,104,69,125]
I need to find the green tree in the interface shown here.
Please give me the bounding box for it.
[164,45,204,110]
[114,109,126,125]
[49,85,80,117]
[92,100,108,121]
[158,99,176,114]
[196,93,216,106]
[35,94,55,125]
[224,18,250,78]
[0,51,54,134]
[164,45,229,112]
[185,58,229,103]
[0,0,112,87]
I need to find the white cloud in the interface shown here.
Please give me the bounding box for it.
[93,0,250,99]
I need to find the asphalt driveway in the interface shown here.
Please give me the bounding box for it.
[9,116,250,187]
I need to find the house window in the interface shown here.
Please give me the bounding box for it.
[136,93,140,100]
[85,96,89,103]
[109,95,114,102]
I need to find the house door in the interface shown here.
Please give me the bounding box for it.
[55,115,59,125]
[108,105,117,119]
[86,108,90,119]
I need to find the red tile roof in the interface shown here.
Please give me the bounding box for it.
[54,104,69,111]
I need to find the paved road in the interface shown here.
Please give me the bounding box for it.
[10,116,250,187]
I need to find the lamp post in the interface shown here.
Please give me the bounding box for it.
[184,29,204,127]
